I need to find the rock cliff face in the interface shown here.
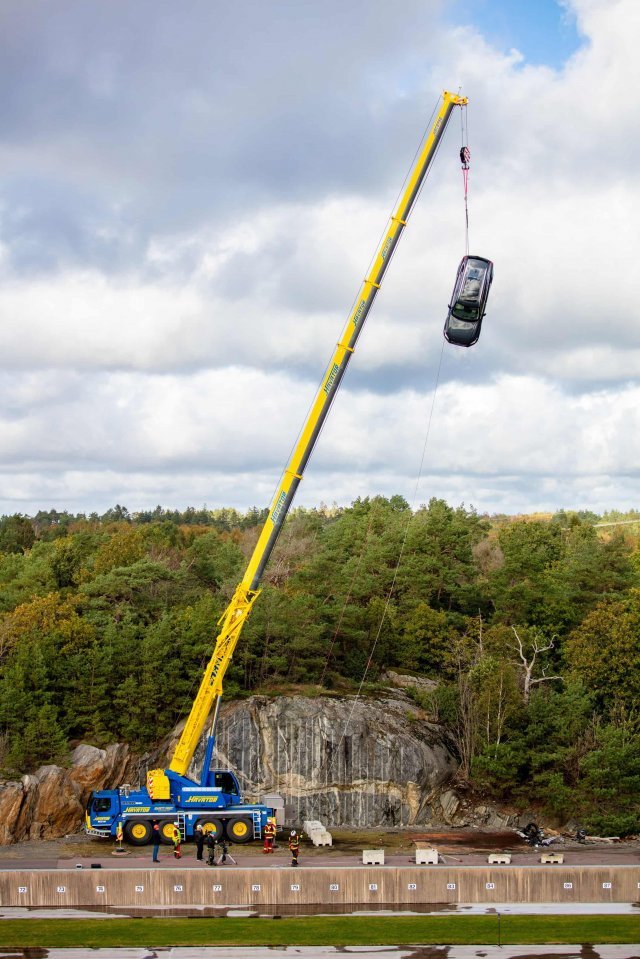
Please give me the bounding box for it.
[0,743,130,845]
[0,693,459,843]
[190,694,457,827]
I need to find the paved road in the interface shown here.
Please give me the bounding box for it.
[2,903,640,919]
[1,946,640,959]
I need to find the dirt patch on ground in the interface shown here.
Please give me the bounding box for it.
[411,830,529,852]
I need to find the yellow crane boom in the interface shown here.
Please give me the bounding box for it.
[168,90,467,778]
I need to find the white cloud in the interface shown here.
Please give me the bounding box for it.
[0,0,639,516]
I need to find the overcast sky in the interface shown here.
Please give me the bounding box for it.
[1,0,638,518]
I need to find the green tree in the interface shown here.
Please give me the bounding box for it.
[565,589,640,712]
[394,602,457,675]
[0,515,35,554]
[489,520,563,625]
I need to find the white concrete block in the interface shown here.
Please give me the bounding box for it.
[311,831,333,847]
[540,852,564,864]
[487,853,511,864]
[416,847,439,865]
[362,849,385,865]
[303,820,323,833]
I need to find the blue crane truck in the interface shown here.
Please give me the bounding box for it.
[86,765,283,846]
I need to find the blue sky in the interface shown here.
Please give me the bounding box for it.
[451,0,582,67]
[0,0,638,518]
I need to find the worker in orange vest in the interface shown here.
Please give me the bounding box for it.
[288,830,300,867]
[171,822,182,859]
[263,818,276,854]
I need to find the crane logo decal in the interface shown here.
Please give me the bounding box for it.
[380,236,393,261]
[324,364,339,395]
[352,299,366,327]
[271,490,287,526]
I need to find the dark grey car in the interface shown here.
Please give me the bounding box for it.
[443,255,494,347]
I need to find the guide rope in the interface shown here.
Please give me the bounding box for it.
[327,337,447,777]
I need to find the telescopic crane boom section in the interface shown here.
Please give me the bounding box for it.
[167,90,467,779]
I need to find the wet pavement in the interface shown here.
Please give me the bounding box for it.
[2,903,640,919]
[1,945,640,959]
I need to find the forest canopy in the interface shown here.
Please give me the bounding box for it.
[1,499,639,834]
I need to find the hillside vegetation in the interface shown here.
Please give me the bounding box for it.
[1,499,639,834]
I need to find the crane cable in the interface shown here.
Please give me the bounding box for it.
[319,119,470,783]
[460,103,470,255]
[327,337,447,777]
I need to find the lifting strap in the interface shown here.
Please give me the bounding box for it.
[459,102,470,254]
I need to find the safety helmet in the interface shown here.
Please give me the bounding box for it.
[173,821,179,826]
[290,830,296,836]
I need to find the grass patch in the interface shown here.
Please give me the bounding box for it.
[0,914,639,948]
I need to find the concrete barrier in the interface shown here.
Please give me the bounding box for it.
[303,820,323,833]
[362,850,384,865]
[1,865,638,909]
[304,820,333,847]
[415,848,438,865]
[487,854,512,865]
[541,853,565,864]
[310,831,333,847]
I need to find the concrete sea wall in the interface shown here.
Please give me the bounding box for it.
[1,866,639,908]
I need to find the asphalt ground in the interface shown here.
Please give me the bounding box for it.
[0,830,637,871]
[2,945,640,959]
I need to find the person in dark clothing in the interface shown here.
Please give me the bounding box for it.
[195,823,205,861]
[206,831,217,866]
[151,819,161,863]
[218,838,229,865]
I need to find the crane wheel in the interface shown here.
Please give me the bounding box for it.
[124,820,152,845]
[226,816,253,844]
[196,817,224,840]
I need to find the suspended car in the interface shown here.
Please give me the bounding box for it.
[443,255,494,347]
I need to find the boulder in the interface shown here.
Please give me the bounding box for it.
[27,765,84,840]
[382,671,438,694]
[0,779,32,845]
[438,789,462,824]
[69,743,130,803]
[0,742,130,845]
